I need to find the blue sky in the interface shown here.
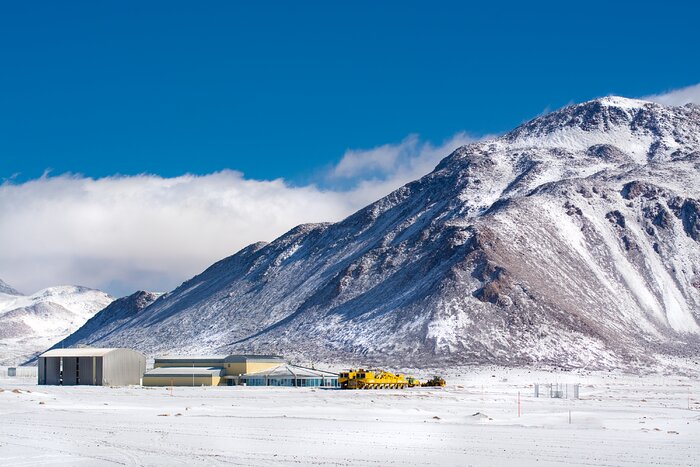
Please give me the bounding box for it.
[1,1,700,295]
[2,0,698,184]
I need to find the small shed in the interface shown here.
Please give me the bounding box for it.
[38,348,146,386]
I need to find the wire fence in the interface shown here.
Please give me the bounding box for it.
[534,383,580,399]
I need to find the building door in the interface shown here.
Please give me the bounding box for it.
[95,357,103,386]
[78,357,95,385]
[62,357,78,385]
[43,357,61,385]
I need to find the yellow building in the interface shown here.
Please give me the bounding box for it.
[143,354,285,387]
[153,355,227,369]
[142,366,224,387]
[221,355,287,385]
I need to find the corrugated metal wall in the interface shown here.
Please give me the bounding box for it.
[37,351,144,386]
[41,357,61,385]
[62,357,78,385]
[96,357,103,384]
[102,350,146,386]
[78,357,96,385]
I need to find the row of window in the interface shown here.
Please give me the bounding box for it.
[243,377,339,387]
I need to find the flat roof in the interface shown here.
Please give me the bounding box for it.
[144,367,225,377]
[154,356,227,363]
[154,354,285,364]
[243,364,338,378]
[40,348,129,358]
[224,354,284,363]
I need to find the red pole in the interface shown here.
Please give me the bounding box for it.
[518,391,521,417]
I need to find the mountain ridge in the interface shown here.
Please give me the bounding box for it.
[0,279,22,296]
[0,284,114,365]
[40,290,161,359]
[55,96,700,369]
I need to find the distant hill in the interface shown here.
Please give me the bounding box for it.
[0,282,113,365]
[0,279,22,296]
[47,290,161,353]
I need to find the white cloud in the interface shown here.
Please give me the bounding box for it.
[329,132,479,190]
[3,81,698,298]
[0,132,478,297]
[0,172,361,297]
[644,82,700,106]
[332,139,408,179]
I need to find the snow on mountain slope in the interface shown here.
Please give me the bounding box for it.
[59,97,700,369]
[0,279,22,296]
[45,291,161,355]
[0,283,113,365]
[505,96,700,163]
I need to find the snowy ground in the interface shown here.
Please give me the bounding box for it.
[1,367,699,466]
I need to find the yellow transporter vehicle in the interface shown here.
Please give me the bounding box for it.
[338,369,357,388]
[339,368,410,389]
[406,376,421,387]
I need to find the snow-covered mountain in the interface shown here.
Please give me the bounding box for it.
[0,279,22,296]
[46,291,161,353]
[0,282,114,365]
[58,97,700,369]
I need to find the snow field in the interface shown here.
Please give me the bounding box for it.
[0,368,698,466]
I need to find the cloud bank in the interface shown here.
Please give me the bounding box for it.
[9,80,696,298]
[644,82,700,106]
[0,133,475,297]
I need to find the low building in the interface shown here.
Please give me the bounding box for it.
[38,348,146,386]
[224,355,286,377]
[142,366,225,386]
[143,354,338,387]
[154,355,227,369]
[241,364,339,387]
[144,354,285,387]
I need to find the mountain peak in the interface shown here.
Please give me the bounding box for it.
[506,95,658,141]
[43,289,162,354]
[502,94,700,164]
[588,95,654,110]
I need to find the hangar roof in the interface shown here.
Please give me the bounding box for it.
[40,348,128,358]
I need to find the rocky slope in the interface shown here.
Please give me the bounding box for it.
[45,290,161,355]
[58,97,700,369]
[0,282,113,365]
